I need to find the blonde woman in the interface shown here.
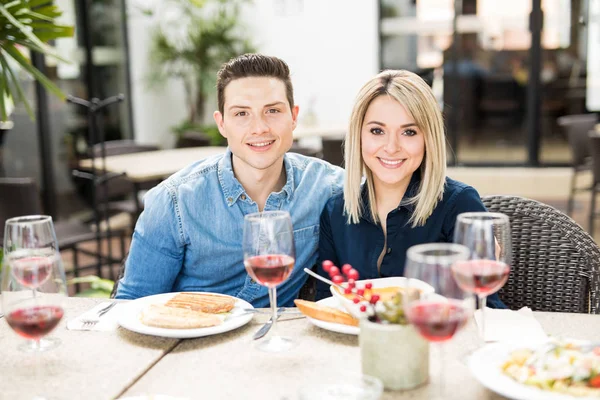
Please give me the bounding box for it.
[316,70,505,308]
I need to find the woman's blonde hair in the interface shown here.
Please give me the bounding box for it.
[343,70,447,227]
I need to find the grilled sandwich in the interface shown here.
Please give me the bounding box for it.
[165,292,236,314]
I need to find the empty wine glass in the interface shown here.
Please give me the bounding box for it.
[403,243,473,400]
[452,212,511,342]
[243,211,295,352]
[1,215,68,352]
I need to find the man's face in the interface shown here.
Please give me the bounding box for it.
[214,77,298,173]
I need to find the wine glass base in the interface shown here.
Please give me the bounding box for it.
[19,337,61,353]
[255,335,295,353]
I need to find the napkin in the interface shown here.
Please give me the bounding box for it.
[474,306,547,343]
[67,302,124,332]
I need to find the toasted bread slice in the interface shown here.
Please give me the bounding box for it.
[294,299,359,327]
[165,292,236,314]
[140,304,223,329]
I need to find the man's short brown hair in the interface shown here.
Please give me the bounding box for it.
[216,53,294,115]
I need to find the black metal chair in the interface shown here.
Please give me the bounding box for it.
[75,140,160,231]
[557,114,598,218]
[482,195,600,314]
[0,177,126,289]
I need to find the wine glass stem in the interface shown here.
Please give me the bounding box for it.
[269,285,278,337]
[437,342,445,400]
[479,295,487,342]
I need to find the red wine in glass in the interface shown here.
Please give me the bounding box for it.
[6,305,64,340]
[10,256,53,288]
[244,254,295,287]
[406,299,469,343]
[451,259,510,296]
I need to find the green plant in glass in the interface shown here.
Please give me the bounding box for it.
[0,0,74,121]
[142,0,255,145]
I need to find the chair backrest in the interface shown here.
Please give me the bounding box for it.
[557,114,598,168]
[78,141,161,204]
[0,178,43,242]
[481,195,600,314]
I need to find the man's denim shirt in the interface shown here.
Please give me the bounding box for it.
[115,149,344,307]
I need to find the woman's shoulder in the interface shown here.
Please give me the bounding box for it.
[441,177,486,212]
[443,177,481,200]
[323,190,346,215]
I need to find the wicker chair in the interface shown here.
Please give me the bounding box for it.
[481,195,600,314]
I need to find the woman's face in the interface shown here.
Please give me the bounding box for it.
[360,95,425,190]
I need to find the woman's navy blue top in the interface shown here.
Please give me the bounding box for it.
[316,173,507,309]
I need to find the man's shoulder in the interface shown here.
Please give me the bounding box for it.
[160,152,223,191]
[285,153,344,184]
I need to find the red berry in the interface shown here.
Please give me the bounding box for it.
[328,266,340,278]
[347,269,359,280]
[370,294,380,304]
[332,275,344,284]
[344,287,352,295]
[342,264,352,275]
[359,305,367,312]
[322,260,333,273]
[357,288,365,296]
[365,282,373,289]
[347,279,356,289]
[353,297,360,304]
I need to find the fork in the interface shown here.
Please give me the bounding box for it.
[80,302,118,329]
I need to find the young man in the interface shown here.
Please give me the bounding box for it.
[115,54,344,307]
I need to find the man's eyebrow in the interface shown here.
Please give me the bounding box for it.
[264,101,286,108]
[365,121,417,128]
[228,105,250,111]
[227,101,287,111]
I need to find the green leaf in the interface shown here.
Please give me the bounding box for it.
[0,4,63,60]
[91,279,115,293]
[0,51,34,119]
[74,288,112,298]
[3,44,66,100]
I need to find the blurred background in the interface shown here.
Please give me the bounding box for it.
[0,0,599,291]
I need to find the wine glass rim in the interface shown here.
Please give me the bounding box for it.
[406,243,470,265]
[244,210,290,221]
[5,215,53,226]
[456,212,509,224]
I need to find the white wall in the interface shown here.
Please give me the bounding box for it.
[126,0,379,147]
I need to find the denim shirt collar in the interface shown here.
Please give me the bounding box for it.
[217,148,295,206]
[360,170,422,223]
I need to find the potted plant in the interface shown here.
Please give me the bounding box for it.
[0,0,74,121]
[0,0,74,175]
[323,261,430,391]
[141,0,256,146]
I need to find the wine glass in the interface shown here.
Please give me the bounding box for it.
[1,215,68,352]
[403,243,473,399]
[452,212,511,342]
[243,210,295,352]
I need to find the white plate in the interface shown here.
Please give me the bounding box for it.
[118,292,254,339]
[305,297,359,335]
[330,276,435,318]
[468,341,594,400]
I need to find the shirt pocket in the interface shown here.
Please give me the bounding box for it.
[293,224,319,241]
